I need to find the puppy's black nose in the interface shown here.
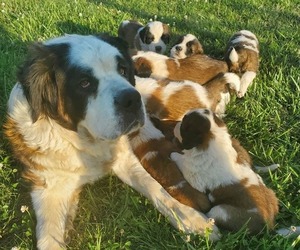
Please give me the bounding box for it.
[155,46,162,53]
[176,46,182,51]
[115,88,142,112]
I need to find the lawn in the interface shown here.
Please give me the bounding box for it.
[0,0,299,249]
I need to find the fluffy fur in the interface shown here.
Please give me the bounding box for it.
[118,20,170,55]
[4,34,219,249]
[170,34,203,59]
[135,72,240,121]
[133,51,228,85]
[171,109,278,234]
[225,30,259,97]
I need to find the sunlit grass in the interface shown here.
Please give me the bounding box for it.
[0,0,299,249]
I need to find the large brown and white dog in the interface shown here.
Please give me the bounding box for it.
[133,51,228,85]
[118,20,170,55]
[225,30,259,98]
[171,109,279,233]
[170,34,203,59]
[4,34,220,249]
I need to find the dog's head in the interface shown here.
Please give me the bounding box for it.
[170,34,203,59]
[18,34,145,140]
[138,21,170,54]
[174,109,225,150]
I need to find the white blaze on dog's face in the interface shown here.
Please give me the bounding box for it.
[170,34,203,59]
[20,34,145,140]
[138,21,170,54]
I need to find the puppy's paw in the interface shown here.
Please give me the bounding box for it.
[224,72,241,94]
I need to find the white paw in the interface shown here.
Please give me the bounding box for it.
[224,72,241,93]
[170,204,221,241]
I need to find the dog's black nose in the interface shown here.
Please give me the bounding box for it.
[155,46,162,52]
[176,46,182,51]
[115,88,142,112]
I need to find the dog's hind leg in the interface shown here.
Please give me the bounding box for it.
[207,204,265,234]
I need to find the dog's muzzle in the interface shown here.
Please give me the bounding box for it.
[115,88,145,134]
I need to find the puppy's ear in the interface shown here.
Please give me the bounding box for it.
[213,113,225,127]
[139,26,149,43]
[18,42,60,122]
[134,57,152,77]
[162,24,171,44]
[180,113,211,150]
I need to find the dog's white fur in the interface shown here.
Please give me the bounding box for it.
[6,34,219,249]
[171,110,261,191]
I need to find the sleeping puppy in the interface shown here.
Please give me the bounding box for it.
[118,20,170,55]
[171,109,278,234]
[225,30,259,98]
[170,34,203,59]
[133,52,228,85]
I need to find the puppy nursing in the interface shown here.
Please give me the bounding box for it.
[225,30,259,97]
[171,109,278,233]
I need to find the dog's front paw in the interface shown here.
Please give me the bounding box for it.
[170,203,221,241]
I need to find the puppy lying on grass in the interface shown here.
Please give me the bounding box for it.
[170,109,278,234]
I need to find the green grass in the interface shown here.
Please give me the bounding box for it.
[0,0,299,249]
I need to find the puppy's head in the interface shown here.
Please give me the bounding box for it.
[170,34,203,59]
[18,34,145,140]
[138,21,170,54]
[174,109,225,150]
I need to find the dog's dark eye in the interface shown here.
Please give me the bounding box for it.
[80,80,91,88]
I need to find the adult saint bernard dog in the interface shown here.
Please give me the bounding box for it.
[4,34,220,250]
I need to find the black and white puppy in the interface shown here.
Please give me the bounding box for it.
[170,34,203,59]
[171,109,278,234]
[118,20,170,55]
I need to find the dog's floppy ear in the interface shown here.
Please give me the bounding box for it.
[139,26,150,43]
[161,24,170,44]
[134,57,152,78]
[213,113,225,127]
[18,42,60,123]
[180,112,211,150]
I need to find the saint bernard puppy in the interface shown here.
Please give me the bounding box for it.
[133,51,228,85]
[118,20,170,55]
[170,109,279,234]
[4,34,220,249]
[225,30,259,98]
[170,34,204,59]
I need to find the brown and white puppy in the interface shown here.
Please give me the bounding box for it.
[171,109,278,234]
[135,72,240,120]
[225,30,259,98]
[133,52,228,85]
[118,20,170,55]
[4,34,220,249]
[170,34,203,59]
